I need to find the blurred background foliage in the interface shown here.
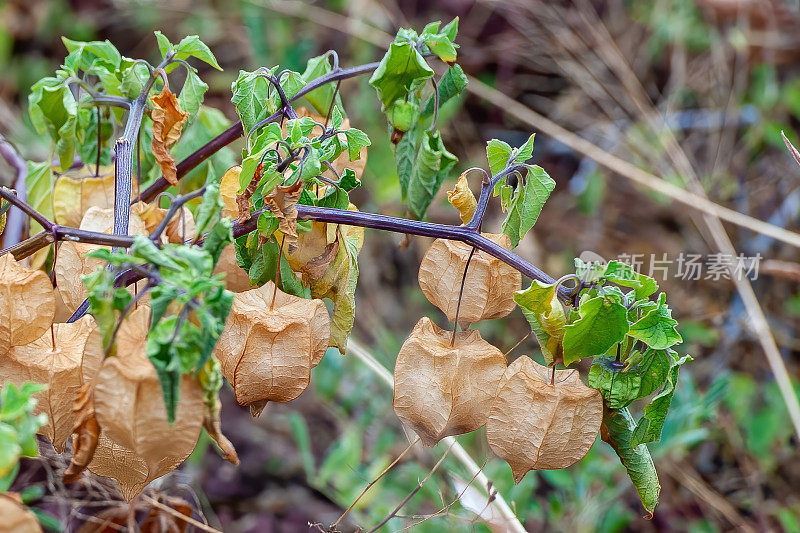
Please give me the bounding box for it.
[2,0,800,531]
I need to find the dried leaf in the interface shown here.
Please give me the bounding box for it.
[393,317,506,446]
[150,86,189,186]
[63,383,100,483]
[90,307,204,501]
[140,494,193,533]
[0,253,55,348]
[0,493,42,533]
[1,316,102,452]
[264,180,303,251]
[447,172,477,224]
[212,243,252,292]
[219,165,242,220]
[486,356,602,481]
[213,281,330,409]
[203,398,239,465]
[418,234,521,324]
[133,201,197,244]
[54,206,147,312]
[53,164,136,228]
[285,221,340,281]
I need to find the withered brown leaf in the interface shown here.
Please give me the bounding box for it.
[486,356,602,481]
[90,307,204,501]
[418,233,521,325]
[150,86,189,186]
[393,317,507,447]
[0,253,55,348]
[0,493,42,533]
[1,316,102,452]
[63,383,100,484]
[447,172,477,224]
[265,180,303,251]
[285,220,340,281]
[203,397,239,465]
[213,281,331,410]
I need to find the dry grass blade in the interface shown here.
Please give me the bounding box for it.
[141,495,223,533]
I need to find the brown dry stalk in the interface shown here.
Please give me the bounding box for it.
[141,495,223,533]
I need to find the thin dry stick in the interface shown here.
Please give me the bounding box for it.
[451,247,476,346]
[393,459,489,532]
[331,437,421,529]
[346,339,526,533]
[366,441,454,533]
[141,495,224,533]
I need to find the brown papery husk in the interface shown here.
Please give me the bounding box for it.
[52,164,137,228]
[63,383,100,484]
[213,281,331,410]
[0,493,42,532]
[0,253,55,348]
[393,317,507,447]
[89,307,204,501]
[54,206,148,312]
[0,316,102,451]
[418,233,521,325]
[212,243,252,293]
[486,356,602,482]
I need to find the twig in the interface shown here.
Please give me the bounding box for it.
[346,339,527,533]
[140,494,223,533]
[366,441,454,533]
[0,134,28,248]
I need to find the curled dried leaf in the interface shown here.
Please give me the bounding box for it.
[0,253,55,348]
[0,316,102,452]
[284,221,340,281]
[53,164,136,227]
[63,383,100,483]
[212,243,252,292]
[133,200,197,243]
[265,180,303,251]
[54,207,147,312]
[214,281,331,409]
[419,234,521,324]
[393,317,507,446]
[0,493,42,533]
[447,172,477,224]
[219,165,242,220]
[486,356,602,481]
[150,86,189,186]
[203,398,239,465]
[90,307,204,501]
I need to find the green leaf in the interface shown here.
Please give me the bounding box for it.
[28,78,77,171]
[501,165,555,247]
[628,301,682,350]
[344,128,371,162]
[301,53,337,115]
[636,349,672,398]
[514,280,565,365]
[588,355,641,409]
[630,354,692,447]
[24,162,55,235]
[421,64,467,118]
[441,17,459,42]
[178,69,209,117]
[400,129,458,219]
[174,35,222,70]
[0,424,21,478]
[231,69,274,135]
[62,38,121,74]
[601,406,660,517]
[604,260,659,300]
[516,134,536,162]
[486,139,512,176]
[154,31,172,58]
[424,34,457,63]
[339,168,361,191]
[369,41,434,110]
[562,296,629,366]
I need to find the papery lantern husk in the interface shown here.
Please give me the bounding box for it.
[418,234,521,325]
[133,200,197,244]
[0,493,42,533]
[486,356,602,482]
[0,253,55,348]
[393,317,507,447]
[212,243,252,293]
[0,316,102,452]
[90,307,204,501]
[52,164,137,228]
[213,281,331,409]
[54,206,148,312]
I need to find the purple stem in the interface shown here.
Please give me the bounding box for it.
[0,135,28,248]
